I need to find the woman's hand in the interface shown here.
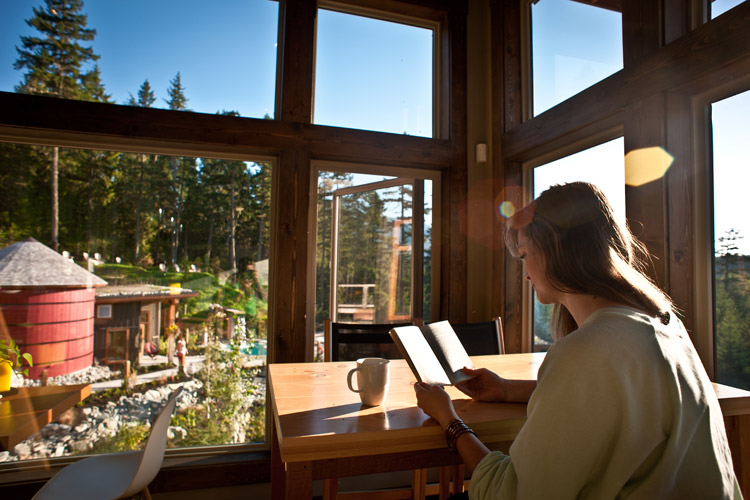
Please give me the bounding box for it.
[414,382,459,428]
[456,367,537,403]
[455,367,506,401]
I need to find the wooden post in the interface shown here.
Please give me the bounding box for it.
[167,329,175,365]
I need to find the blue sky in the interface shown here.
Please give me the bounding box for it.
[2,0,279,118]
[1,0,432,136]
[531,0,622,116]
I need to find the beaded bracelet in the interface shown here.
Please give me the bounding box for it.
[445,418,476,453]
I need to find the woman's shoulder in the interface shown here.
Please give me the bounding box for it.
[546,307,666,367]
[538,307,681,392]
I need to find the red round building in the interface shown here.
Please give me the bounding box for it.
[0,238,107,379]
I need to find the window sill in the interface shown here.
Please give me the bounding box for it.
[0,450,271,499]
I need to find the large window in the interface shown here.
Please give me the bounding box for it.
[712,90,750,390]
[529,138,625,351]
[0,141,271,462]
[530,0,622,116]
[2,0,278,118]
[314,8,434,137]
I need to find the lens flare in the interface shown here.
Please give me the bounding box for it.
[624,147,674,186]
[498,201,515,218]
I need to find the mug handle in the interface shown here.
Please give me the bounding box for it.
[347,367,363,393]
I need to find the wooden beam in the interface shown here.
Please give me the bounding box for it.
[492,0,525,352]
[269,147,312,364]
[276,0,316,123]
[0,92,454,168]
[622,0,662,67]
[663,0,695,45]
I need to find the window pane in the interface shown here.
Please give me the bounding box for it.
[531,138,625,351]
[314,9,433,137]
[0,142,271,462]
[712,90,750,390]
[711,0,746,19]
[531,0,623,116]
[314,171,433,360]
[3,0,278,118]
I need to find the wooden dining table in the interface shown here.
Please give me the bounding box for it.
[269,353,750,500]
[0,383,91,451]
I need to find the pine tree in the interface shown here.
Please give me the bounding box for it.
[127,79,156,107]
[14,0,101,251]
[165,72,189,111]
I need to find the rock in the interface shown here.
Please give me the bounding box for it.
[70,440,90,453]
[144,389,161,402]
[167,426,187,440]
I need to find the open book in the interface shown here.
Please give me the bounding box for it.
[389,321,475,386]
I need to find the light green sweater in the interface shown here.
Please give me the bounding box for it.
[470,307,742,499]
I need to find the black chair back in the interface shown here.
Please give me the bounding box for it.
[450,317,504,356]
[325,320,413,361]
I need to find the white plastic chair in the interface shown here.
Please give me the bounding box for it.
[33,386,184,500]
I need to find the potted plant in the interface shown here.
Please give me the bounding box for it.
[0,338,33,392]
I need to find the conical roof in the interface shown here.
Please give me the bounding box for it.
[0,237,107,288]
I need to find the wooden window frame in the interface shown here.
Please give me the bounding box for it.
[97,304,113,319]
[494,0,750,359]
[315,0,443,138]
[310,160,442,333]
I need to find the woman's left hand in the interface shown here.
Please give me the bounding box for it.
[414,382,459,428]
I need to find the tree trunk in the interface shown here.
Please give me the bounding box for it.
[229,179,237,275]
[206,205,214,264]
[50,146,59,251]
[134,156,145,262]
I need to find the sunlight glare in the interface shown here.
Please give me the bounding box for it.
[624,147,674,186]
[498,201,515,219]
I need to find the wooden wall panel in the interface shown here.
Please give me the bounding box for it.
[665,92,696,336]
[624,92,669,289]
[440,7,469,322]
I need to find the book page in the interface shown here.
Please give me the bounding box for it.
[422,321,475,385]
[389,326,452,386]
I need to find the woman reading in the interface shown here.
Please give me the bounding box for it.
[415,182,740,499]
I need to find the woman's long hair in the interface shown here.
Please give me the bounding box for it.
[505,182,673,339]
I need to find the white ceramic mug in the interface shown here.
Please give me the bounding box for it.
[347,357,390,406]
